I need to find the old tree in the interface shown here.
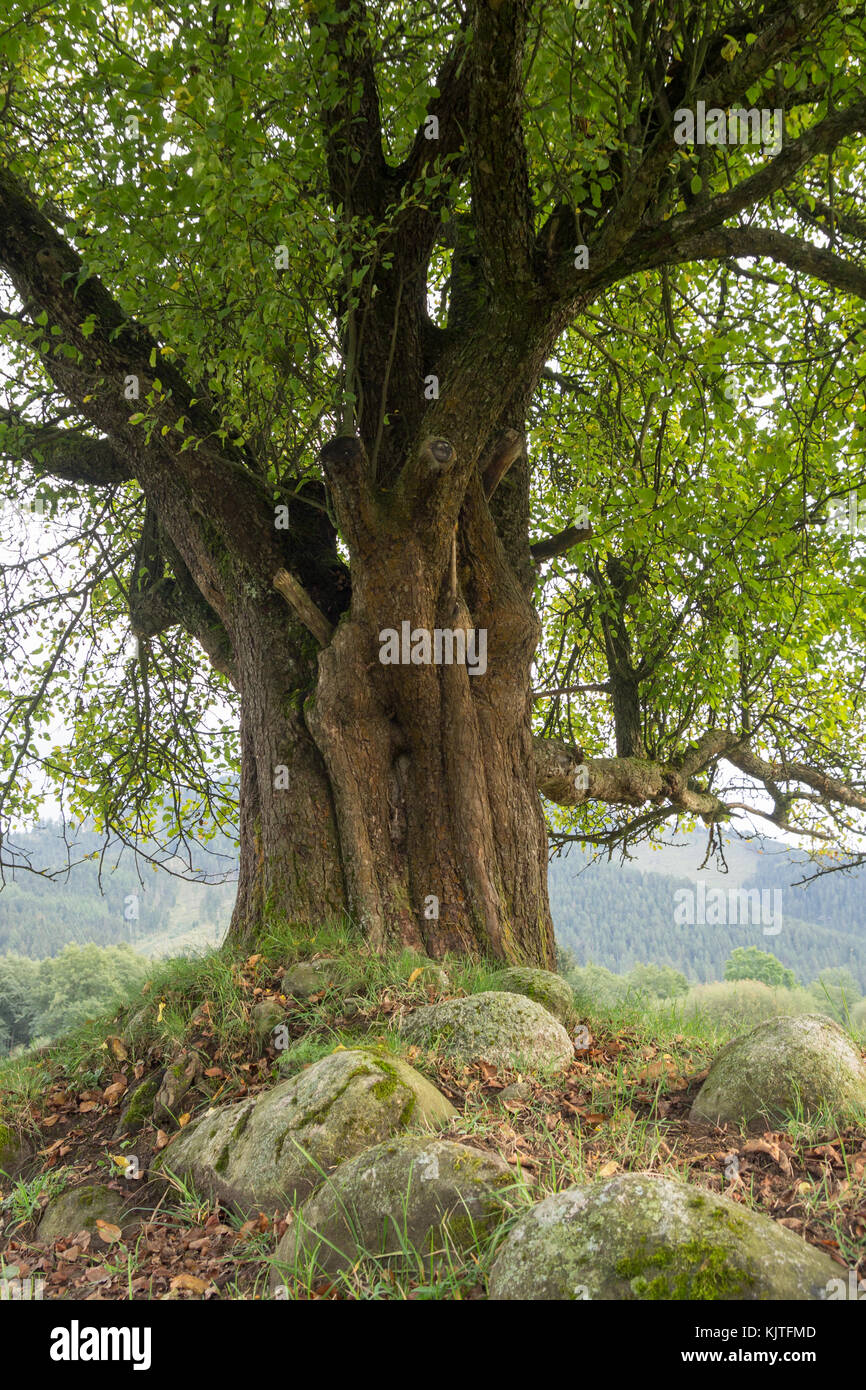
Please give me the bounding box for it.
[1,0,866,964]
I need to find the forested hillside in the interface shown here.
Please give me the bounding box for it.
[549,847,866,988]
[0,823,235,958]
[4,822,864,994]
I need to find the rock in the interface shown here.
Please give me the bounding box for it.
[37,1185,132,1245]
[282,959,338,999]
[153,1048,456,1214]
[153,1053,200,1126]
[0,1122,31,1177]
[498,1082,533,1104]
[488,1173,841,1300]
[402,992,574,1075]
[271,1136,512,1285]
[493,967,574,1025]
[251,998,285,1050]
[690,1014,866,1134]
[113,1075,161,1139]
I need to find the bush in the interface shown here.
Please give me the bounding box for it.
[0,943,148,1053]
[566,962,629,1014]
[625,961,689,1001]
[724,946,797,990]
[681,979,818,1033]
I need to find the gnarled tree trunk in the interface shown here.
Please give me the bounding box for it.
[227,426,555,966]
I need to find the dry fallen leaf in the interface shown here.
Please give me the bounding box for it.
[103,1080,128,1105]
[743,1137,793,1177]
[178,1113,191,1127]
[95,1220,123,1244]
[105,1035,129,1062]
[170,1273,210,1295]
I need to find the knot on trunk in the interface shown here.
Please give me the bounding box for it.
[320,435,366,481]
[419,437,455,473]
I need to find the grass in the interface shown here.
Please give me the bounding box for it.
[0,1168,73,1234]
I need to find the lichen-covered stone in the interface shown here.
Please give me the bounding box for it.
[153,1053,200,1126]
[36,1184,131,1244]
[690,1014,866,1134]
[113,1075,161,1139]
[498,1082,533,1105]
[402,992,574,1074]
[488,1174,840,1300]
[493,968,575,1025]
[251,998,285,1050]
[271,1136,512,1284]
[153,1048,456,1214]
[282,960,338,999]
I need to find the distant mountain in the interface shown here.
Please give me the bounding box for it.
[4,821,864,988]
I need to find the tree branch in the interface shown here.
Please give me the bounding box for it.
[562,0,841,287]
[316,0,388,221]
[657,226,866,302]
[0,411,131,487]
[273,568,334,648]
[530,521,593,562]
[469,0,535,291]
[641,98,866,250]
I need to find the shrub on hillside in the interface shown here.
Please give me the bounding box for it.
[681,979,819,1033]
[566,962,629,1014]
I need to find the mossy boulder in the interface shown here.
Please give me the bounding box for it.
[690,1014,866,1134]
[113,1075,161,1139]
[36,1185,132,1244]
[251,998,285,1050]
[282,959,339,999]
[488,1173,841,1300]
[271,1136,512,1285]
[153,1048,456,1214]
[493,968,575,1026]
[402,992,574,1074]
[0,1122,31,1177]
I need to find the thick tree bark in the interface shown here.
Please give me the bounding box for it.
[226,597,346,945]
